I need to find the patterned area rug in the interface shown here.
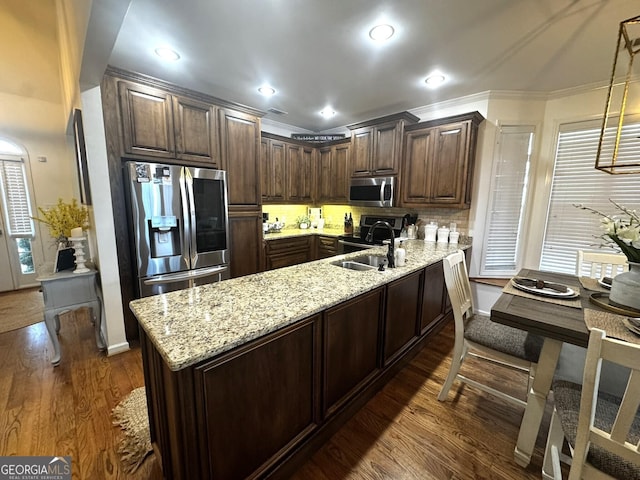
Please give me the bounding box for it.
[0,287,44,334]
[112,387,153,472]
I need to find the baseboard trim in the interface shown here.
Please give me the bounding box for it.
[107,342,130,356]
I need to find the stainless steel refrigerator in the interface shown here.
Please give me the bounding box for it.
[125,161,230,297]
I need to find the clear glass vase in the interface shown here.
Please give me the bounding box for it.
[610,261,640,312]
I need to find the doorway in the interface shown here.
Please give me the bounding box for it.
[0,139,38,292]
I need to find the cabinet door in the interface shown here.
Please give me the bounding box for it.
[173,95,218,165]
[261,138,286,203]
[420,261,447,334]
[332,143,350,202]
[219,109,261,206]
[196,317,320,480]
[372,121,401,174]
[265,237,311,270]
[118,81,175,158]
[429,122,468,204]
[323,288,383,417]
[350,127,373,176]
[384,271,422,364]
[401,127,435,204]
[228,208,263,278]
[317,143,349,203]
[287,144,314,202]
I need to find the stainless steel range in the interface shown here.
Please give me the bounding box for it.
[337,214,405,254]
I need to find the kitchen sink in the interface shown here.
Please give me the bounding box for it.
[331,255,387,271]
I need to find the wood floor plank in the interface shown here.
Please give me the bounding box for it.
[0,289,564,479]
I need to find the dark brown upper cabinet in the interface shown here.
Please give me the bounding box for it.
[261,137,287,203]
[347,112,419,177]
[118,80,219,166]
[401,111,484,209]
[317,140,350,204]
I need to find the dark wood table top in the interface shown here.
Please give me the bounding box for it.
[491,268,590,348]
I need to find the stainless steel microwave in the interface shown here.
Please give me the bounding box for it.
[349,176,394,207]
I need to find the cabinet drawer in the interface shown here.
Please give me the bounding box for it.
[265,236,311,254]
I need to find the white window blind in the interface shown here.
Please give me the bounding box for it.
[0,158,35,237]
[480,125,533,276]
[540,120,640,274]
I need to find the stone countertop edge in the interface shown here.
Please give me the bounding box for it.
[263,227,344,240]
[129,239,471,371]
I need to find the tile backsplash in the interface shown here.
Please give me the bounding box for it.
[264,204,471,238]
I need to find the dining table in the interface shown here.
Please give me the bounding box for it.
[490,267,635,468]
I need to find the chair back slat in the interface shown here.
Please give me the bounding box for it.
[443,250,473,322]
[576,250,629,278]
[569,329,640,479]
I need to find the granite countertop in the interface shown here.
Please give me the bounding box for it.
[129,239,471,371]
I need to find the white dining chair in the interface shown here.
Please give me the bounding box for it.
[438,250,543,407]
[576,250,628,279]
[543,328,640,480]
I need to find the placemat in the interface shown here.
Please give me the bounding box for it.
[584,308,640,345]
[578,276,609,293]
[502,280,582,309]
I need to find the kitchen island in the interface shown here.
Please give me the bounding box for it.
[130,239,470,479]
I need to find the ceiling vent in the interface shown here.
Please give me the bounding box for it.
[267,107,288,115]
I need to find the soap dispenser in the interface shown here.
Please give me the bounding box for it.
[395,241,406,267]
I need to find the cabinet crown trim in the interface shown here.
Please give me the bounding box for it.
[404,111,485,132]
[347,111,420,130]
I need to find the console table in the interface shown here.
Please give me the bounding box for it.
[37,268,105,365]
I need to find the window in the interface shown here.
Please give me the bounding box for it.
[539,120,640,274]
[480,125,534,276]
[0,156,35,275]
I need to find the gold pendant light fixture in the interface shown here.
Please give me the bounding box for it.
[595,15,640,174]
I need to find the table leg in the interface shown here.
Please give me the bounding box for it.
[44,311,61,366]
[514,337,563,467]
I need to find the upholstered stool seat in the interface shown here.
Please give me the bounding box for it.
[550,379,640,480]
[465,313,543,363]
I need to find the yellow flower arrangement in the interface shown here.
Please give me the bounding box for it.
[32,198,90,242]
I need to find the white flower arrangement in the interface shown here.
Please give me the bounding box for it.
[576,200,640,263]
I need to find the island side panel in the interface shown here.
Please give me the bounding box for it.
[140,328,200,479]
[194,316,322,480]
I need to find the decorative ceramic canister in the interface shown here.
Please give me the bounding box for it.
[449,231,460,244]
[424,223,438,242]
[437,227,450,244]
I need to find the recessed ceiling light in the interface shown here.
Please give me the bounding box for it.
[319,108,336,118]
[154,47,180,61]
[369,24,395,41]
[258,85,276,97]
[425,73,446,88]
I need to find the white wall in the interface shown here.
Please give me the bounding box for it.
[80,86,129,356]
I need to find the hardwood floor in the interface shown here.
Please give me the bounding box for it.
[0,306,557,479]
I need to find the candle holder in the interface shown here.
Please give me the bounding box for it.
[69,236,90,273]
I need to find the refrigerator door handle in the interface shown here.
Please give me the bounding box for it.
[184,168,198,266]
[179,168,191,267]
[143,265,228,285]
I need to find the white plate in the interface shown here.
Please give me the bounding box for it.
[511,278,579,299]
[623,317,640,336]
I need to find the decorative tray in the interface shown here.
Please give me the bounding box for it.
[511,277,579,299]
[589,292,640,317]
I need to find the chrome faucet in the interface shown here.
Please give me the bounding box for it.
[365,221,395,268]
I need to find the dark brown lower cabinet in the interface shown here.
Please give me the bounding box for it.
[264,236,311,270]
[195,317,321,480]
[229,207,263,278]
[324,288,384,417]
[384,271,422,365]
[420,261,447,334]
[139,261,454,480]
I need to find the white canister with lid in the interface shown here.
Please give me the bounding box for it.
[449,231,460,244]
[437,227,450,243]
[424,224,438,242]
